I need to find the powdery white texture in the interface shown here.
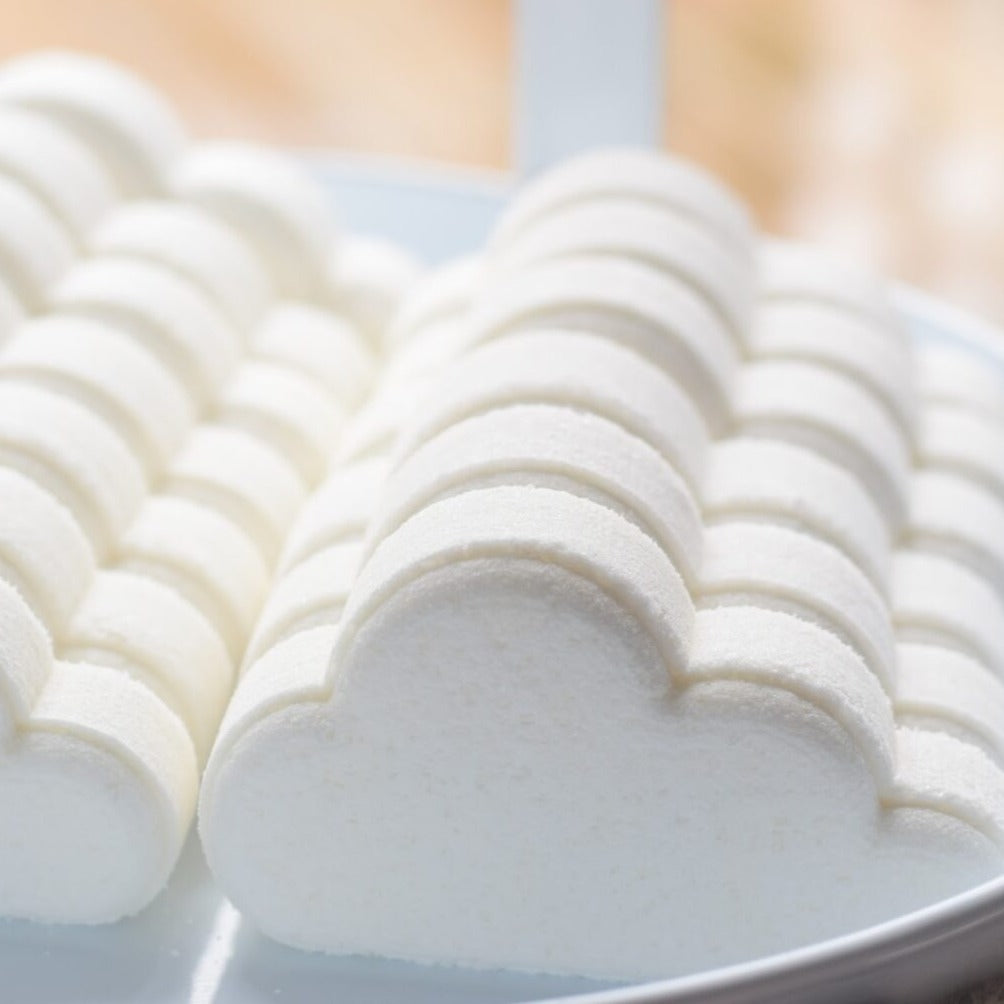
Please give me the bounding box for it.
[0,106,116,243]
[116,496,268,662]
[896,643,1004,764]
[329,234,424,344]
[0,468,95,635]
[917,341,1004,422]
[0,174,75,309]
[907,470,1004,598]
[279,456,390,575]
[367,403,703,585]
[171,142,336,300]
[703,437,891,592]
[398,330,710,496]
[735,359,911,532]
[218,361,345,485]
[491,147,753,251]
[252,303,375,411]
[0,49,188,195]
[0,315,196,478]
[244,541,361,668]
[467,257,738,434]
[199,488,1002,981]
[50,256,242,408]
[750,301,916,436]
[917,404,1004,502]
[0,383,145,558]
[165,426,307,565]
[893,549,1004,676]
[91,199,274,330]
[699,520,895,694]
[0,580,197,923]
[64,570,232,762]
[487,200,752,342]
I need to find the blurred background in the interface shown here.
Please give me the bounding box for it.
[5,0,1002,322]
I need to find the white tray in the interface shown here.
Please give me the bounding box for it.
[3,161,1004,1004]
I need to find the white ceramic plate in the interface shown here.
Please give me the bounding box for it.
[2,162,1002,1004]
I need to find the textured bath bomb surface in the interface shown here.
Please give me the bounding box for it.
[91,199,274,330]
[0,579,197,923]
[703,437,891,591]
[0,315,195,477]
[171,142,336,300]
[51,257,242,407]
[199,487,1003,982]
[488,200,752,341]
[0,50,188,195]
[399,330,710,496]
[491,148,753,250]
[0,105,116,242]
[468,257,738,434]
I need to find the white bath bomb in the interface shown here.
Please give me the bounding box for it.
[399,331,710,496]
[0,174,75,309]
[278,456,390,574]
[381,317,479,390]
[0,106,116,242]
[0,315,195,477]
[91,200,274,331]
[199,487,1003,981]
[700,521,895,693]
[735,359,911,531]
[164,426,307,565]
[488,201,752,342]
[335,381,427,464]
[385,255,481,349]
[916,341,1004,422]
[897,643,1004,764]
[758,240,898,329]
[367,404,702,586]
[917,404,1004,503]
[328,234,424,343]
[468,257,739,434]
[751,301,916,436]
[0,579,197,923]
[171,142,336,300]
[893,549,1004,677]
[0,50,187,195]
[0,467,94,635]
[65,570,232,761]
[0,383,145,557]
[703,437,891,592]
[218,362,346,485]
[492,148,753,251]
[907,470,1004,599]
[252,303,375,410]
[51,257,242,408]
[0,271,25,345]
[244,540,361,668]
[117,496,269,662]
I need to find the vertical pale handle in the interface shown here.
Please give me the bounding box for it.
[515,0,665,175]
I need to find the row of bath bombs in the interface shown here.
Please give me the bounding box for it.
[0,50,1003,986]
[201,153,1004,980]
[0,52,419,919]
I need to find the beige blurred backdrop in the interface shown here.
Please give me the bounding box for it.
[2,0,1002,323]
